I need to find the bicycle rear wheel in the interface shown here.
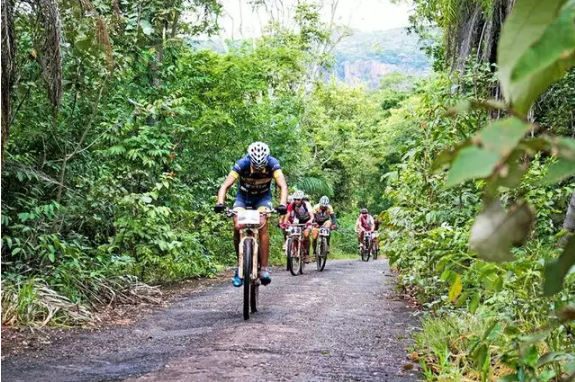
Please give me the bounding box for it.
[317,237,327,271]
[243,240,253,320]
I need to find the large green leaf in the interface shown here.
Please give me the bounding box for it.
[536,158,575,185]
[469,292,481,314]
[511,4,575,82]
[477,118,532,156]
[139,20,154,36]
[470,200,535,262]
[444,118,531,188]
[498,0,574,116]
[432,140,471,171]
[556,137,575,161]
[445,147,500,188]
[448,274,463,302]
[543,235,575,295]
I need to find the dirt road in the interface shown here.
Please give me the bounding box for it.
[2,259,420,381]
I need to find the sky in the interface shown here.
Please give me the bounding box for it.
[216,0,412,38]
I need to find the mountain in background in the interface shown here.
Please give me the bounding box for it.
[191,28,432,89]
[331,28,431,88]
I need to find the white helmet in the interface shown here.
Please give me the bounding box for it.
[247,142,270,168]
[319,196,329,206]
[293,190,305,200]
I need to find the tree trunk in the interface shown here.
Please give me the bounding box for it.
[448,0,516,72]
[1,0,16,164]
[563,189,575,233]
[558,189,575,247]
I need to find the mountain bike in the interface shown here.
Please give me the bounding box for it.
[361,230,374,262]
[316,226,331,271]
[226,208,275,320]
[286,224,308,276]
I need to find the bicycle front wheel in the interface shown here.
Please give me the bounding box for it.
[362,239,370,262]
[243,240,253,320]
[317,237,327,271]
[287,238,301,276]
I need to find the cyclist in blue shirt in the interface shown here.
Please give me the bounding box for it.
[215,142,288,286]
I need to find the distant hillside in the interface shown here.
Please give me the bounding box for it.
[331,28,431,88]
[191,28,432,89]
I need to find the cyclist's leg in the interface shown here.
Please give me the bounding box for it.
[311,225,319,254]
[323,221,332,250]
[303,224,311,259]
[358,230,364,248]
[231,194,247,287]
[255,194,273,284]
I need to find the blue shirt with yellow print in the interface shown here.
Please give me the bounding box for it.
[231,155,282,196]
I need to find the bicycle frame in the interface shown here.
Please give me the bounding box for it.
[288,224,307,256]
[364,230,374,250]
[231,209,271,281]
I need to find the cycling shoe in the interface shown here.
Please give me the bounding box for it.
[259,268,271,286]
[232,269,243,287]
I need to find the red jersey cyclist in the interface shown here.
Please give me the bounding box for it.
[355,207,374,250]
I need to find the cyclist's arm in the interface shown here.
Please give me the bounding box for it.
[329,206,336,225]
[355,218,361,232]
[306,201,315,222]
[273,170,288,206]
[217,171,238,204]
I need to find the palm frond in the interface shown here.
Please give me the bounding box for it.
[294,176,334,197]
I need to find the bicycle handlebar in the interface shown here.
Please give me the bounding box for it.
[222,208,277,218]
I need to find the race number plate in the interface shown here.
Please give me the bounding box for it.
[291,226,302,236]
[237,210,260,225]
[319,227,330,236]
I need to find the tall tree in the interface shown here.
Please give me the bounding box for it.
[1,0,16,164]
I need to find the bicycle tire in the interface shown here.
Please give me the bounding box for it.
[243,240,252,320]
[299,240,306,275]
[286,240,290,271]
[250,279,258,314]
[362,238,370,262]
[317,237,327,271]
[287,238,301,276]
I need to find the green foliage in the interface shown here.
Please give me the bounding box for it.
[437,0,575,291]
[379,50,574,379]
[498,0,575,116]
[0,0,338,326]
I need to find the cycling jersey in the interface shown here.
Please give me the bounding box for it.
[357,214,374,230]
[231,155,282,196]
[313,204,335,224]
[288,201,313,223]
